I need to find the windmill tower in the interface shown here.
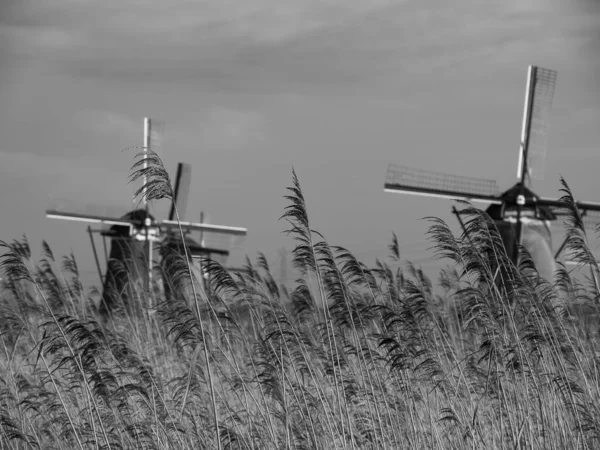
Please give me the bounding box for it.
[46,117,248,314]
[384,66,600,281]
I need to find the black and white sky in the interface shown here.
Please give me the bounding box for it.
[1,0,599,283]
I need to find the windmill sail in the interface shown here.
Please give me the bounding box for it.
[149,118,165,159]
[384,164,502,203]
[141,118,166,209]
[47,197,131,223]
[159,220,247,235]
[517,66,558,184]
[46,209,137,228]
[579,209,600,232]
[169,163,192,221]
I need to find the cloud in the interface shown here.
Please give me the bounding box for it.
[0,150,129,199]
[2,0,398,50]
[194,108,265,150]
[1,25,75,54]
[74,110,140,141]
[1,0,595,115]
[4,1,598,75]
[0,1,395,94]
[2,0,556,93]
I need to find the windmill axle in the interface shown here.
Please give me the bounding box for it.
[132,228,162,242]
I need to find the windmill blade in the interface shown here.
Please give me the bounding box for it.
[552,210,600,263]
[46,198,142,234]
[198,228,246,250]
[194,228,246,267]
[559,245,600,267]
[570,200,600,214]
[46,209,139,228]
[516,66,557,184]
[48,197,133,219]
[538,197,600,213]
[159,219,248,236]
[384,164,502,204]
[168,163,192,221]
[192,246,229,256]
[149,118,166,159]
[190,212,243,256]
[183,232,242,256]
[546,201,600,232]
[562,259,600,267]
[581,210,600,233]
[162,225,244,268]
[141,117,166,209]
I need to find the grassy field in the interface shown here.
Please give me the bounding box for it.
[1,153,600,449]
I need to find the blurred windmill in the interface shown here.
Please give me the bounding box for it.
[384,65,600,281]
[46,117,248,314]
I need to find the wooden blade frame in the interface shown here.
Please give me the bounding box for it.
[159,219,248,236]
[191,248,229,257]
[384,164,503,204]
[548,205,600,261]
[169,162,192,221]
[516,66,557,186]
[46,210,137,230]
[539,197,600,213]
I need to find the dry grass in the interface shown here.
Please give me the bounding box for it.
[1,155,600,449]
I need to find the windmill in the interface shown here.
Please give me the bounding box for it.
[384,65,600,281]
[46,117,248,314]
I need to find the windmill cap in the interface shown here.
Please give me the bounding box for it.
[485,183,557,221]
[499,184,540,204]
[107,209,156,234]
[121,209,155,223]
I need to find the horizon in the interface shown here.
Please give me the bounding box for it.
[1,0,599,288]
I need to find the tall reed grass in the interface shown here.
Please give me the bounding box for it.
[0,152,599,449]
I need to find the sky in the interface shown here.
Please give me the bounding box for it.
[0,0,599,287]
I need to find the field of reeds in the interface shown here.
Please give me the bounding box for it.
[1,152,600,449]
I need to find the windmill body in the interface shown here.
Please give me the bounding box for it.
[484,184,557,280]
[384,66,600,280]
[46,118,248,314]
[100,209,155,314]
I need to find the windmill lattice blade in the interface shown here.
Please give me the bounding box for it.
[384,164,502,204]
[149,118,166,159]
[159,219,248,236]
[581,210,600,234]
[48,197,132,220]
[46,210,138,227]
[142,117,166,209]
[548,203,600,230]
[523,67,557,182]
[198,230,246,252]
[169,163,192,221]
[540,197,600,213]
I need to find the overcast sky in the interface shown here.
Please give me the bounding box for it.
[1,0,599,285]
